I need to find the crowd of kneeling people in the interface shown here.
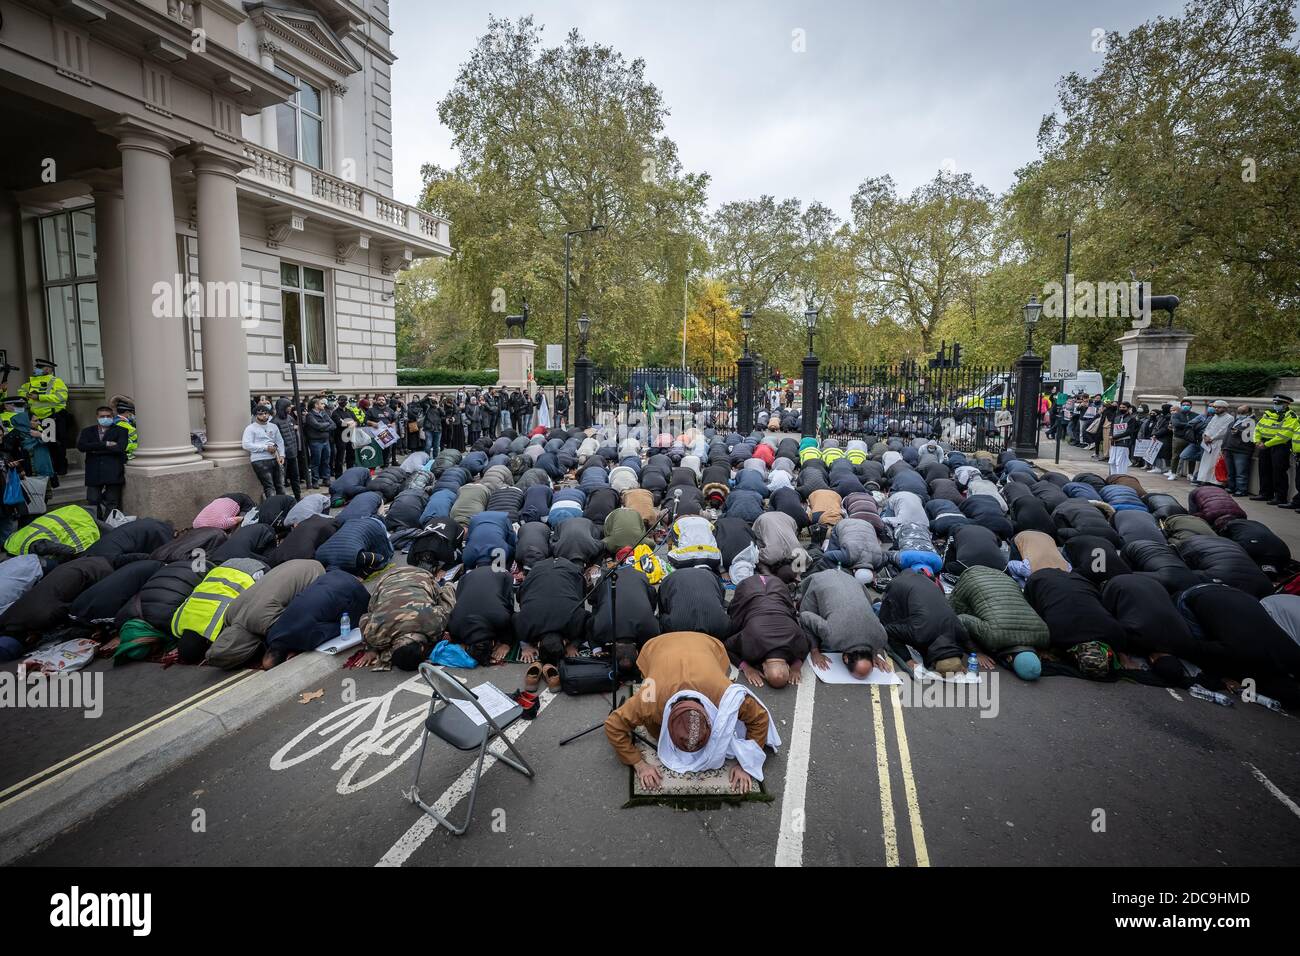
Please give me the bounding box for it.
[2,422,1299,789]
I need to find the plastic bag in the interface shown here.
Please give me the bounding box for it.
[104,509,136,528]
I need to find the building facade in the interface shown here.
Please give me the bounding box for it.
[0,0,448,520]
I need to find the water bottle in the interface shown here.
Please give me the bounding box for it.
[339,612,351,638]
[1189,684,1233,707]
[966,652,979,677]
[1252,693,1283,713]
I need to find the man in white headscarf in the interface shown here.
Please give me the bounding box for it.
[1196,401,1233,485]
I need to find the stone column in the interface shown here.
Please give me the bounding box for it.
[1115,328,1195,406]
[189,148,253,461]
[113,122,202,469]
[330,83,347,178]
[87,172,134,401]
[258,41,279,153]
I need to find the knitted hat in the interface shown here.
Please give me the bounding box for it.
[1012,651,1041,681]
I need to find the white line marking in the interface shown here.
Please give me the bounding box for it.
[1166,688,1183,701]
[376,689,557,866]
[774,669,816,867]
[1246,763,1300,821]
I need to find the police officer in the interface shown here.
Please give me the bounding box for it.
[18,358,68,482]
[114,399,138,460]
[1252,394,1298,507]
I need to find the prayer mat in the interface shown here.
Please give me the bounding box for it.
[623,735,773,810]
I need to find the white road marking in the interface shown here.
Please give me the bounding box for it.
[1167,688,1183,701]
[376,689,557,866]
[1246,763,1300,821]
[774,669,816,867]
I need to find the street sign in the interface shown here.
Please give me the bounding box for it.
[545,344,562,372]
[1050,344,1078,381]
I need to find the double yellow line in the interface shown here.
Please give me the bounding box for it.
[870,683,930,867]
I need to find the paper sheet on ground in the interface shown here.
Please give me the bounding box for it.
[451,682,517,726]
[316,627,364,655]
[807,653,902,686]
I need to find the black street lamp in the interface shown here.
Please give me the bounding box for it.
[1022,295,1043,355]
[564,223,605,382]
[803,303,819,356]
[740,309,753,357]
[577,311,591,358]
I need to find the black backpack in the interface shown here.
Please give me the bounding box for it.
[407,518,463,571]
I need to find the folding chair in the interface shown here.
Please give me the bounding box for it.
[409,663,535,835]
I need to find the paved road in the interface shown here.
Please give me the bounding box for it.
[17,654,1300,867]
[10,435,1300,866]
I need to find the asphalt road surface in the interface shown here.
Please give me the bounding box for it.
[17,656,1300,867]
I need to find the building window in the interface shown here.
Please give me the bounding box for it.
[281,262,328,367]
[274,66,323,169]
[37,207,102,386]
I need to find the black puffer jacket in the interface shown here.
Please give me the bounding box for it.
[150,527,228,564]
[266,515,337,566]
[210,524,278,562]
[86,518,174,562]
[69,560,162,626]
[1217,519,1291,570]
[1121,539,1208,595]
[136,561,203,634]
[1101,574,1192,655]
[878,568,969,668]
[0,556,114,640]
[657,567,731,639]
[588,567,660,647]
[1053,499,1121,546]
[1175,535,1273,598]
[1061,535,1131,586]
[1024,569,1124,650]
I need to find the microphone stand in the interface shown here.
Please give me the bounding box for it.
[558,490,680,747]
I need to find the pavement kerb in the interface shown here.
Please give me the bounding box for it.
[0,651,344,864]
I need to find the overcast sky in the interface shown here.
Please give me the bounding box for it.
[389,0,1188,218]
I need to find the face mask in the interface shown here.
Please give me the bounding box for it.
[1181,405,1191,411]
[98,416,114,426]
[33,369,44,377]
[1275,404,1286,412]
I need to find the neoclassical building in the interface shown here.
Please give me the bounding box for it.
[0,0,448,519]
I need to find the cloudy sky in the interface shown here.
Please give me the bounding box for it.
[389,0,1188,217]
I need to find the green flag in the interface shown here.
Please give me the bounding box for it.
[644,384,657,423]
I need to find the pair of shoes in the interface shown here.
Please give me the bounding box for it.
[1164,471,1175,480]
[510,689,540,720]
[1249,495,1271,501]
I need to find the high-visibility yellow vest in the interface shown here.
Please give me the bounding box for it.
[799,446,822,465]
[845,449,867,465]
[822,447,845,465]
[1256,409,1297,448]
[4,505,100,556]
[171,564,259,642]
[18,374,68,419]
[118,419,138,459]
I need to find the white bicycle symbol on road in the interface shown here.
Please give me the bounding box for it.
[269,674,433,795]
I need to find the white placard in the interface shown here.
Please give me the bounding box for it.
[806,653,903,686]
[1050,344,1078,381]
[1134,438,1160,461]
[545,344,563,371]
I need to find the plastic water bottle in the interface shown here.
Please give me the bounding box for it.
[1252,693,1283,713]
[339,612,351,638]
[966,652,979,677]
[1189,684,1233,707]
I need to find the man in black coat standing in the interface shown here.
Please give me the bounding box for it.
[76,405,129,519]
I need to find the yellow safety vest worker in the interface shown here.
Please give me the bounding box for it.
[171,563,259,642]
[4,505,100,556]
[1255,408,1298,449]
[18,374,68,419]
[822,447,845,465]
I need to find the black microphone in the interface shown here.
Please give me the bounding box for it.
[670,487,682,523]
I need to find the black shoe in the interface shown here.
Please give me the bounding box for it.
[1249,495,1270,501]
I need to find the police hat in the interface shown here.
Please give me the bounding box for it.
[1273,394,1294,405]
[115,400,136,414]
[33,358,56,369]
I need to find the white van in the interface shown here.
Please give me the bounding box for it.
[1056,370,1104,396]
